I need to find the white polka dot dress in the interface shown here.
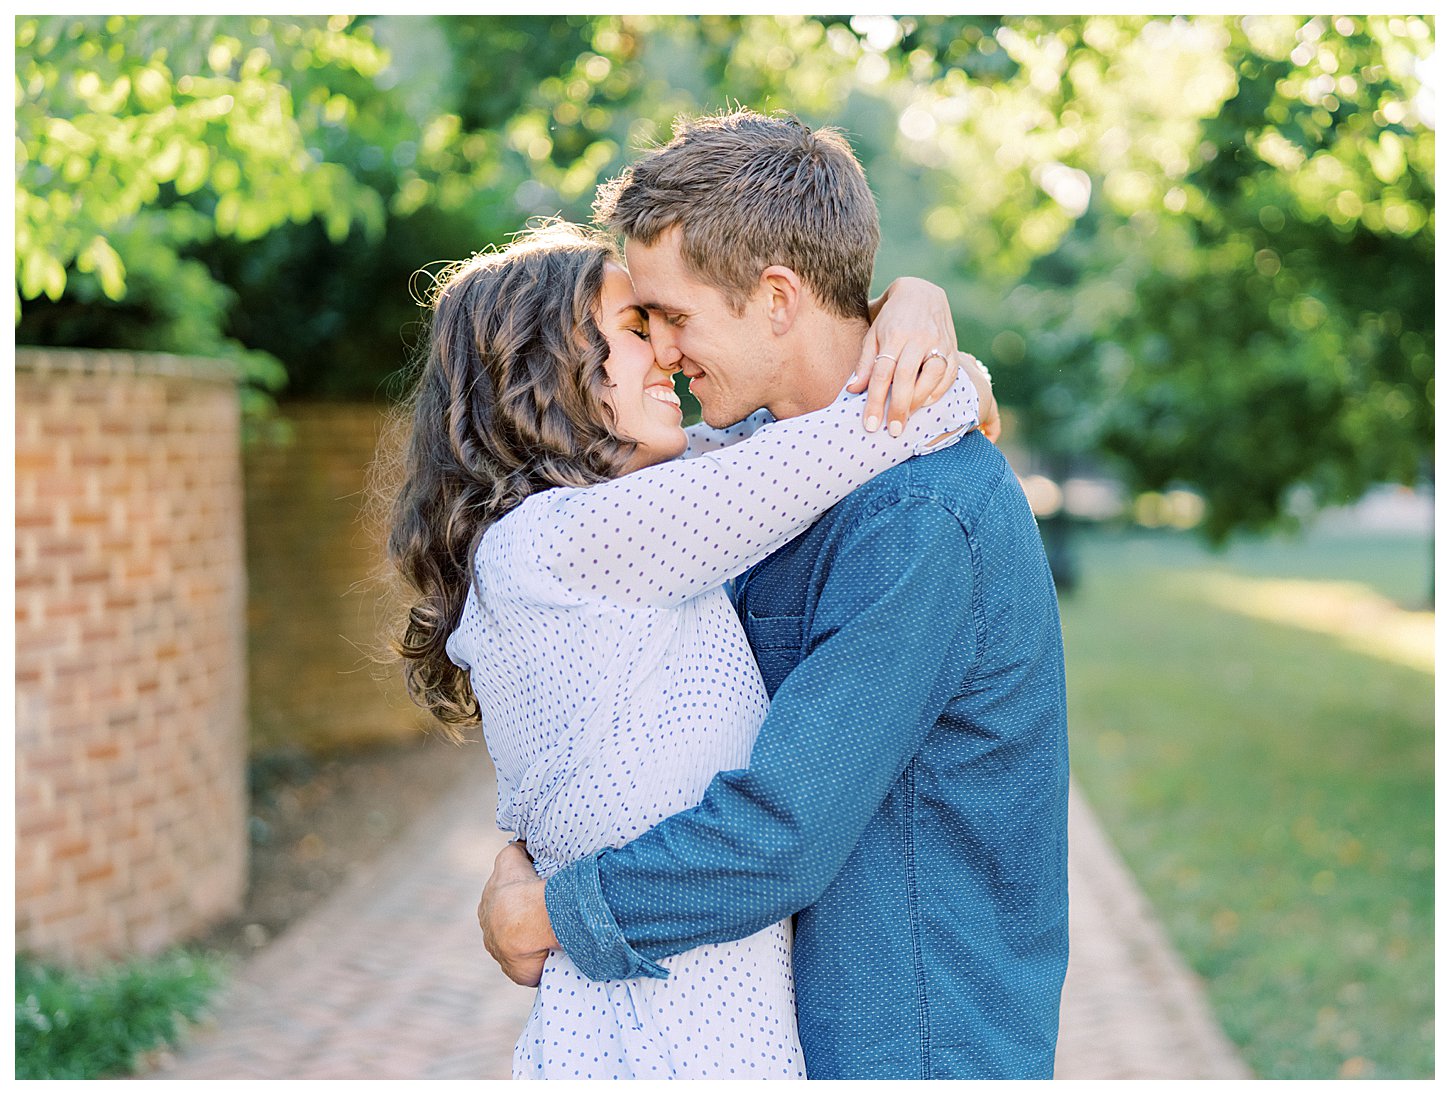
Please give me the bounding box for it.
[445,382,976,1080]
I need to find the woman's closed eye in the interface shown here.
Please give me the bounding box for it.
[625,306,651,341]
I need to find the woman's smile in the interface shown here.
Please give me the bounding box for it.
[645,382,682,411]
[599,262,688,471]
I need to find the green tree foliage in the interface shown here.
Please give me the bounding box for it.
[1118,15,1435,535]
[199,15,651,398]
[15,15,396,411]
[866,14,1433,538]
[15,15,1433,538]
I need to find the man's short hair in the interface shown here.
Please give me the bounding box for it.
[593,109,880,320]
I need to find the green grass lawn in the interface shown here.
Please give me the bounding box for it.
[1059,525,1433,1080]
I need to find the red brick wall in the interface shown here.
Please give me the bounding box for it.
[15,349,248,965]
[242,403,434,755]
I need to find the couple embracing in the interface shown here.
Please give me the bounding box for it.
[386,108,1068,1080]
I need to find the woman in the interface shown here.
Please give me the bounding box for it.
[385,221,979,1079]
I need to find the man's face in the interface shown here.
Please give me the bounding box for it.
[624,228,782,429]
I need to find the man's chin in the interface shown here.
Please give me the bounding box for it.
[695,392,752,430]
[701,406,750,430]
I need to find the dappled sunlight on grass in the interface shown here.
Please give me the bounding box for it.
[1060,528,1433,1078]
[1180,573,1433,674]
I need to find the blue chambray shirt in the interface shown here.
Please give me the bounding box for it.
[546,430,1070,1079]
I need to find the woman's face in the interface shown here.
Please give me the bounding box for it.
[598,261,687,473]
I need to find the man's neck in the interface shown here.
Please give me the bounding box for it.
[766,316,869,420]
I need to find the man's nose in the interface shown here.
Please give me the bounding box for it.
[652,333,683,371]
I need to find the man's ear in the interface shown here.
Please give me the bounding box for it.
[759,265,802,335]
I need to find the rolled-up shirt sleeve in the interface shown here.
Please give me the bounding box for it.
[544,495,978,980]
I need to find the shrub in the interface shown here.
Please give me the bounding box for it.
[15,951,225,1079]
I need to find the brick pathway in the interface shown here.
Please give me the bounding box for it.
[1055,787,1251,1079]
[146,763,1250,1080]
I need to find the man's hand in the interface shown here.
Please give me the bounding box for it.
[478,841,558,987]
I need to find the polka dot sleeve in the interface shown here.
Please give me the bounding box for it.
[525,374,978,608]
[681,409,772,458]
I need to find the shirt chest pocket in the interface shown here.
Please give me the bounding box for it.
[744,611,804,699]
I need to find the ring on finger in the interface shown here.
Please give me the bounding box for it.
[874,352,898,364]
[924,348,949,365]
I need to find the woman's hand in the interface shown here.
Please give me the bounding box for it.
[851,277,999,442]
[851,276,957,435]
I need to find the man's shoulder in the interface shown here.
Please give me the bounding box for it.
[825,430,1013,532]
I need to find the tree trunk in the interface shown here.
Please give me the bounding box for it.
[1042,452,1078,596]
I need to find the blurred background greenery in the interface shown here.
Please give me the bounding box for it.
[16,14,1433,544]
[14,13,1434,1080]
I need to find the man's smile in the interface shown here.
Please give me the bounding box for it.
[682,369,707,396]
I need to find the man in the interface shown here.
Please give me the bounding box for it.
[480,109,1069,1080]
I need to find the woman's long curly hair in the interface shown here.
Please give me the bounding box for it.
[378,222,638,738]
